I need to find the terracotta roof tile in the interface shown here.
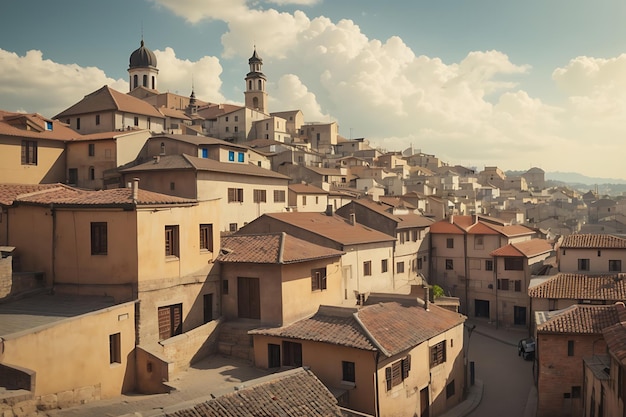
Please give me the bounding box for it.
[560,234,626,249]
[288,183,328,194]
[252,212,396,246]
[122,154,290,180]
[529,273,626,300]
[0,183,70,206]
[491,239,553,257]
[165,368,343,417]
[536,304,620,334]
[13,185,196,207]
[356,301,466,356]
[250,307,377,351]
[218,233,344,264]
[347,199,434,229]
[54,86,164,119]
[603,304,626,365]
[0,111,79,141]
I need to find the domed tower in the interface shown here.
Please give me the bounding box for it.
[244,48,268,114]
[128,39,159,91]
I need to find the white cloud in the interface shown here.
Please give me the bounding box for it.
[264,0,320,5]
[154,48,225,104]
[269,74,329,121]
[0,49,127,117]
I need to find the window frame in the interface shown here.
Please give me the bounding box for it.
[21,140,38,165]
[397,261,405,274]
[445,259,454,270]
[446,238,454,248]
[504,257,524,271]
[109,333,121,364]
[363,260,372,276]
[381,259,388,273]
[165,225,180,258]
[273,189,286,203]
[253,189,267,203]
[609,259,622,272]
[228,188,244,203]
[90,222,108,255]
[342,361,356,383]
[430,341,446,368]
[578,258,590,271]
[199,224,213,252]
[485,259,494,271]
[311,267,327,291]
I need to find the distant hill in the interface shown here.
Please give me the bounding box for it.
[505,170,626,196]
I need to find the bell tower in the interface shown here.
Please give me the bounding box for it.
[244,47,268,114]
[128,38,159,91]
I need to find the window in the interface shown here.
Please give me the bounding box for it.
[143,74,147,87]
[200,224,213,252]
[21,140,37,165]
[417,258,423,270]
[311,267,327,291]
[578,258,590,271]
[89,166,95,181]
[201,148,208,158]
[165,225,179,257]
[504,257,524,270]
[133,74,138,88]
[229,223,238,232]
[203,293,213,323]
[222,279,229,295]
[446,380,455,399]
[91,222,107,255]
[45,121,53,131]
[234,126,238,133]
[445,259,454,270]
[446,238,454,248]
[76,117,81,130]
[385,356,411,391]
[268,344,281,368]
[514,280,522,292]
[485,260,494,271]
[109,333,121,364]
[572,386,581,399]
[568,340,575,356]
[412,230,418,242]
[397,262,405,274]
[68,168,77,185]
[598,250,602,257]
[95,114,100,125]
[225,126,229,132]
[238,152,244,162]
[381,259,388,273]
[234,115,239,122]
[430,341,446,368]
[609,260,622,272]
[302,196,307,206]
[342,361,355,383]
[282,341,302,367]
[158,303,182,340]
[88,143,95,156]
[228,188,244,203]
[134,116,139,126]
[160,142,165,155]
[364,261,372,276]
[474,235,484,248]
[253,189,266,203]
[498,279,510,291]
[273,190,285,203]
[170,182,175,191]
[228,151,235,161]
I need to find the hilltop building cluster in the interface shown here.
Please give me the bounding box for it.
[1,39,626,417]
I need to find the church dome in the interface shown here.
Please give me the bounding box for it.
[129,40,157,69]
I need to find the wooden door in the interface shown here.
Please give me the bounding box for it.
[238,277,261,319]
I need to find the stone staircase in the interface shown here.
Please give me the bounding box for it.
[216,320,258,362]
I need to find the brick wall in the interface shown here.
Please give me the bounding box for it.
[537,333,605,417]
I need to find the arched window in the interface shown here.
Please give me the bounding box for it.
[248,80,252,90]
[133,75,138,89]
[143,75,148,87]
[253,97,259,109]
[151,76,155,90]
[160,142,165,155]
[258,80,262,90]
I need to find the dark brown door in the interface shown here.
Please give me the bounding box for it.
[420,386,429,417]
[238,277,261,319]
[158,303,182,340]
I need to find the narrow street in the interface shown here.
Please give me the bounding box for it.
[467,327,535,417]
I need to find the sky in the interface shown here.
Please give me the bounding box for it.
[2,0,626,180]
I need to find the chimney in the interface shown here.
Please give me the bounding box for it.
[424,286,430,311]
[132,178,139,203]
[153,155,160,164]
[325,204,333,216]
[350,212,356,226]
[448,214,454,224]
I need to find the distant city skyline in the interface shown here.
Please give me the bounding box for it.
[2,0,626,179]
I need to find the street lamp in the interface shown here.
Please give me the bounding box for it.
[464,323,476,398]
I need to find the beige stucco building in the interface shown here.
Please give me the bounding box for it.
[557,234,626,274]
[250,294,466,417]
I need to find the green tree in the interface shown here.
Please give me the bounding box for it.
[432,284,445,299]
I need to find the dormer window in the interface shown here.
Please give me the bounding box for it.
[45,121,53,131]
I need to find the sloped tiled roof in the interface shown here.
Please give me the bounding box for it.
[121,154,290,180]
[560,234,626,249]
[164,367,344,417]
[0,183,70,206]
[54,85,164,119]
[347,198,433,229]
[288,183,328,195]
[491,239,553,258]
[603,304,626,365]
[218,233,344,264]
[252,212,396,246]
[11,185,196,207]
[528,273,626,300]
[0,111,79,141]
[356,301,465,357]
[536,304,620,334]
[249,307,377,351]
[66,129,150,142]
